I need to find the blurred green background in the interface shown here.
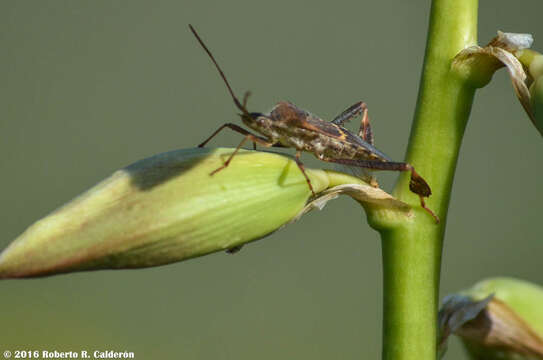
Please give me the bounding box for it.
[1,1,541,359]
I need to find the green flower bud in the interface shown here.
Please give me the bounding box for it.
[439,277,543,360]
[0,148,331,278]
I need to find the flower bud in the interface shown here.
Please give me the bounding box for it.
[0,148,332,278]
[439,277,543,360]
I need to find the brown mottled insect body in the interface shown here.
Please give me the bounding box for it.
[265,102,389,162]
[189,25,439,223]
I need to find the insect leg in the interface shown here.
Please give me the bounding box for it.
[323,158,439,223]
[357,104,374,145]
[198,123,275,175]
[331,101,366,126]
[198,123,270,148]
[332,102,378,185]
[294,151,316,197]
[210,133,275,175]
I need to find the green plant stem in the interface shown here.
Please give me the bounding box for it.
[368,1,479,359]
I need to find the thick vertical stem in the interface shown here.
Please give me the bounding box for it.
[370,1,479,359]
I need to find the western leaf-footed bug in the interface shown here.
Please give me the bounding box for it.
[189,25,439,223]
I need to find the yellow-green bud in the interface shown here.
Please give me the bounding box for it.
[0,148,331,278]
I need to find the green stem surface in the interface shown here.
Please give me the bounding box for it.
[368,1,479,359]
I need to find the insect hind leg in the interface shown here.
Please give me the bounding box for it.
[357,104,374,145]
[323,158,439,223]
[331,101,374,146]
[332,102,378,185]
[331,101,365,126]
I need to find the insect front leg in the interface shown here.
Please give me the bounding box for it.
[322,157,439,223]
[198,122,268,152]
[198,123,270,149]
[198,123,275,175]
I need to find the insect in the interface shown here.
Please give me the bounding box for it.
[189,25,439,223]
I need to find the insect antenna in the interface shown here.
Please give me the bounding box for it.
[189,24,251,118]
